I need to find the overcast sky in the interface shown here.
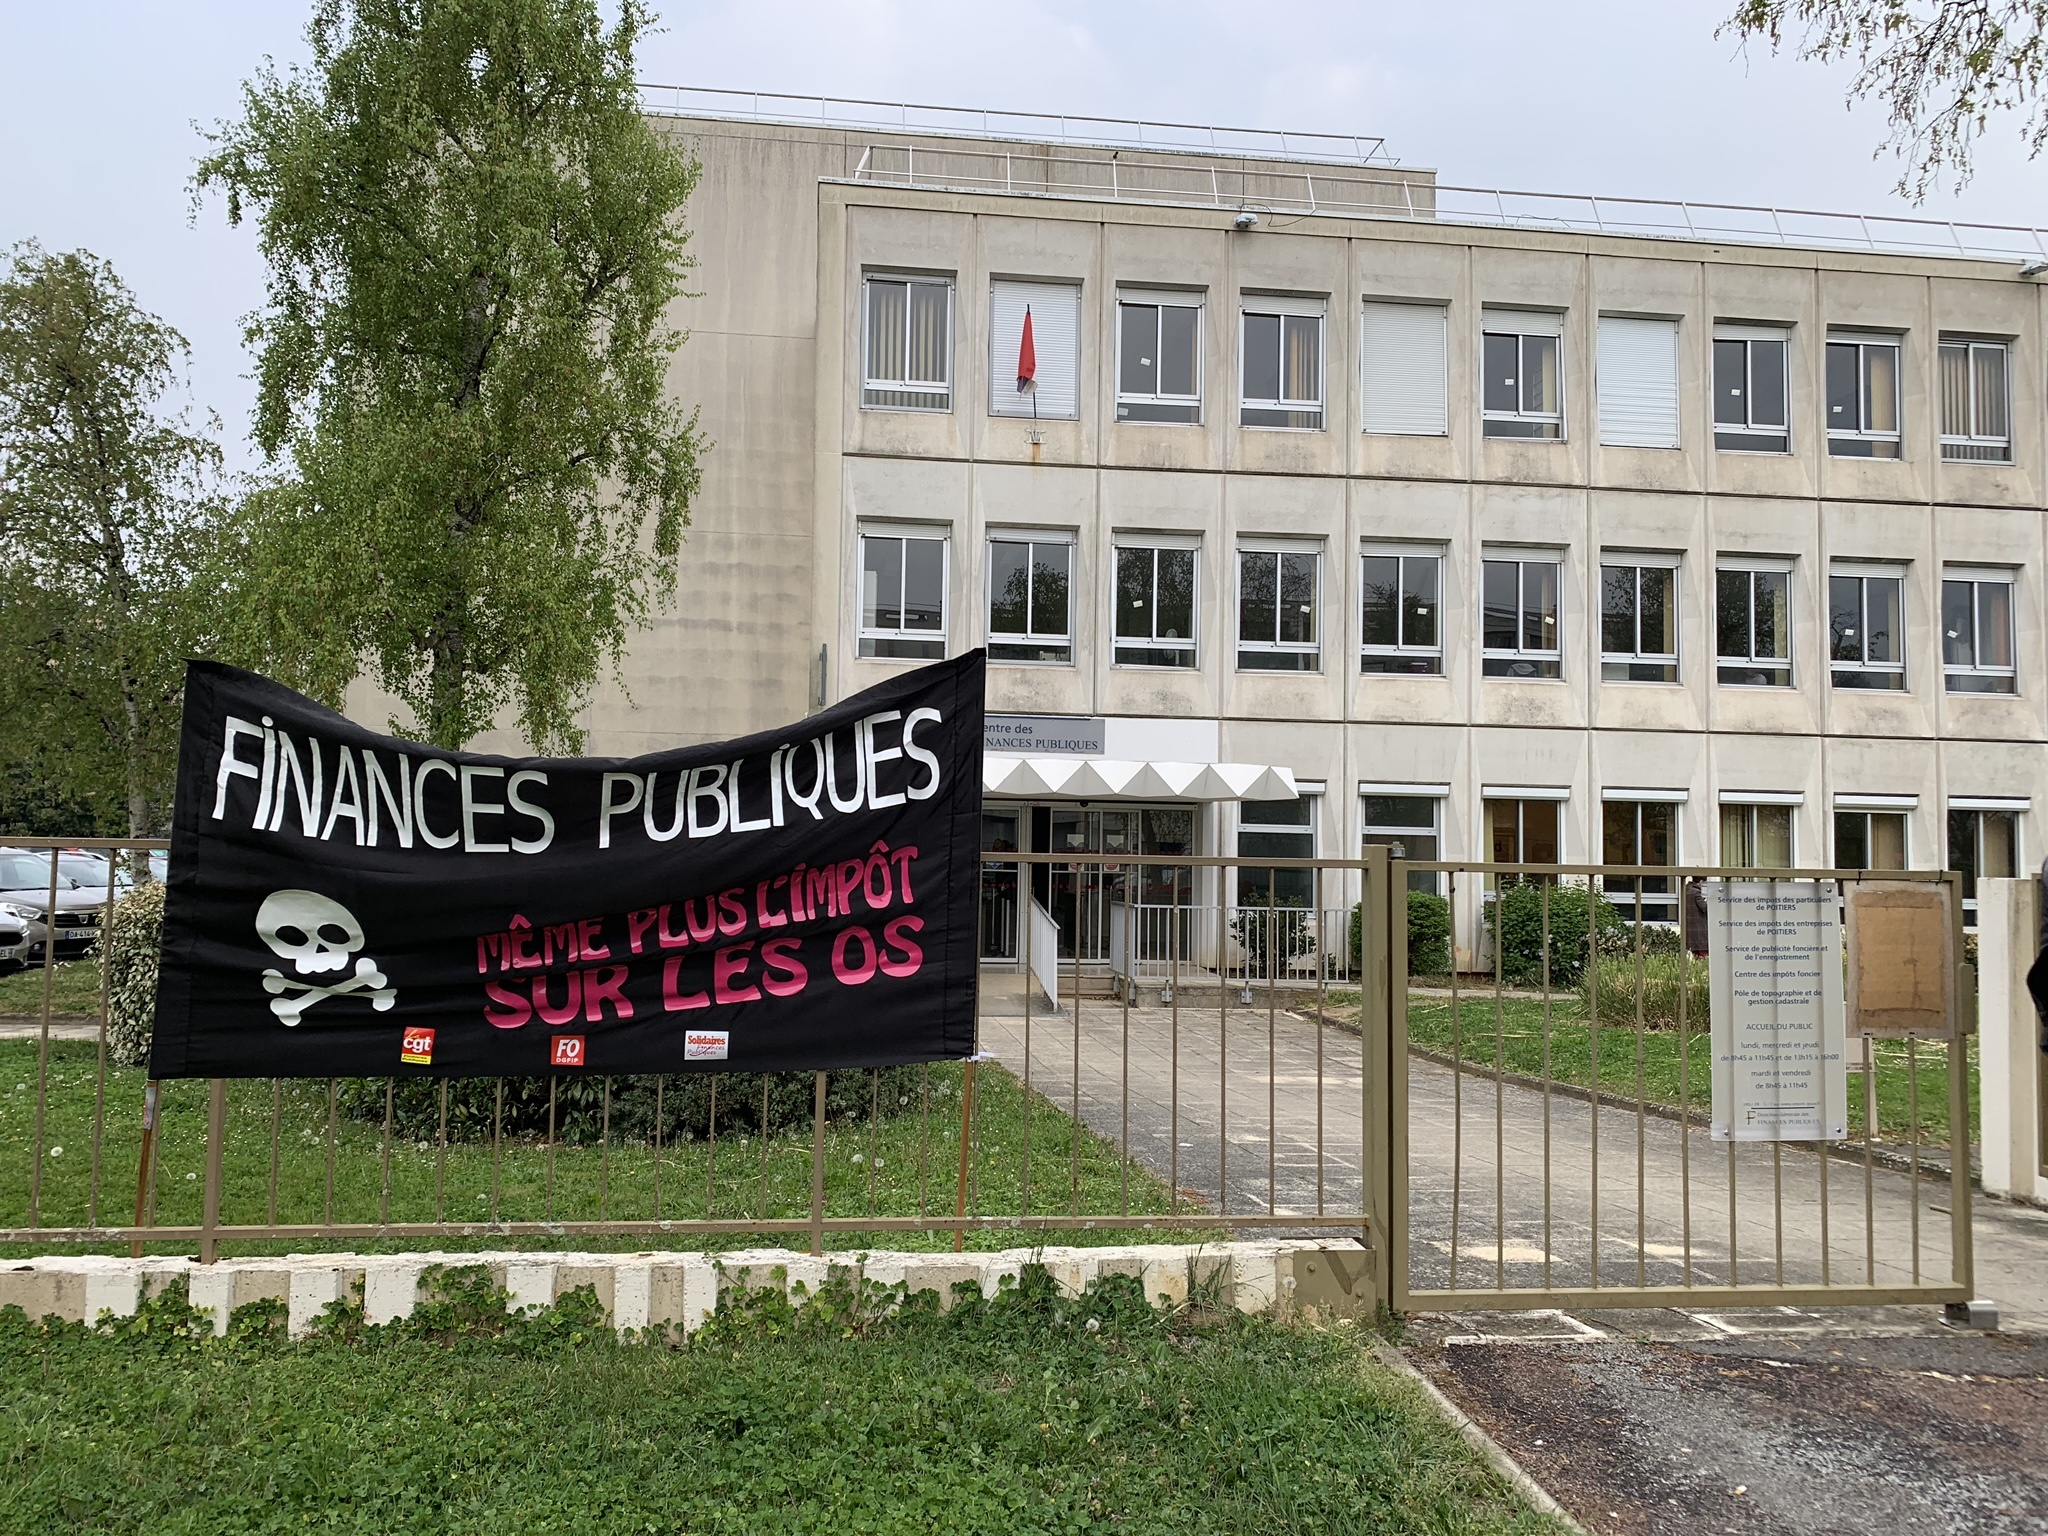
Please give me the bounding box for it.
[4,0,2043,473]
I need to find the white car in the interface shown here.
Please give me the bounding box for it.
[0,848,110,971]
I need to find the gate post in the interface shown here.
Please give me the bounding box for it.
[1981,877,2048,1205]
[1360,847,1402,1312]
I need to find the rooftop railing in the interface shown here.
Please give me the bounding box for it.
[636,83,1397,167]
[843,140,2048,266]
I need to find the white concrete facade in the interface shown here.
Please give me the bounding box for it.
[514,111,2048,948]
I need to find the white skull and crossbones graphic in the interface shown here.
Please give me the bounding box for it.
[256,890,397,1026]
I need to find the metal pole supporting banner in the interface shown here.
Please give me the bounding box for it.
[130,1080,160,1259]
[953,1057,978,1252]
[200,1077,227,1264]
[809,1070,828,1257]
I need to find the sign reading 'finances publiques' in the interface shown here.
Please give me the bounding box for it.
[1706,880,1848,1142]
[150,653,986,1079]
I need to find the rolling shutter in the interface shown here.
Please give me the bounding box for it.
[989,279,1081,420]
[1596,315,1680,449]
[1361,301,1448,436]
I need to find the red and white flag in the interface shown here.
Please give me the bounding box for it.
[1015,306,1037,395]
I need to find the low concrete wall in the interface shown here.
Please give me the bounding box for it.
[0,1240,1369,1339]
[1981,879,2048,1205]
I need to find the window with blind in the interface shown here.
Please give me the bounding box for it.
[1713,325,1791,452]
[1721,803,1794,869]
[1836,810,1908,871]
[1240,301,1324,428]
[1939,338,2011,462]
[1360,301,1448,436]
[989,280,1080,420]
[863,275,952,411]
[1595,316,1680,448]
[1481,309,1563,439]
[1949,805,2019,923]
[1603,800,1679,923]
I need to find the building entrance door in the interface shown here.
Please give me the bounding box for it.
[979,810,1020,960]
[1026,806,1196,963]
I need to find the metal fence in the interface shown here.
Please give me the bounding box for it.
[0,841,1975,1319]
[0,844,1391,1270]
[1388,862,1973,1313]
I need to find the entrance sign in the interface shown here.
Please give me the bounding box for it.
[150,653,986,1078]
[1707,880,1848,1141]
[983,714,1105,755]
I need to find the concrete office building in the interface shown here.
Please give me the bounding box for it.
[527,90,2048,966]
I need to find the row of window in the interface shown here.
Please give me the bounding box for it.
[859,530,2021,693]
[1352,793,2018,920]
[865,273,2020,460]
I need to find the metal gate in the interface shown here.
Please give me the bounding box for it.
[1379,861,1974,1314]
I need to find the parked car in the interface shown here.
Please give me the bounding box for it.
[0,848,109,971]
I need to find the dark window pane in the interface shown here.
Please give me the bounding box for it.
[1754,571,1789,660]
[1243,314,1281,403]
[1482,560,1519,651]
[1522,800,1559,863]
[1404,558,1439,649]
[1716,569,1749,659]
[1523,562,1559,652]
[1829,575,1861,663]
[863,537,902,630]
[1160,305,1199,398]
[1240,551,1277,645]
[1941,579,1973,667]
[1948,808,1978,896]
[1826,342,1860,430]
[1601,566,1638,655]
[1603,800,1638,864]
[1156,548,1195,640]
[1278,552,1316,644]
[1115,547,1151,640]
[1750,340,1787,429]
[1363,795,1437,829]
[1243,796,1312,828]
[1118,304,1157,397]
[988,541,1030,635]
[1482,332,1519,415]
[1640,567,1675,657]
[1361,555,1400,647]
[1029,543,1069,637]
[1713,339,1747,427]
[1640,803,1675,866]
[1836,811,1869,871]
[902,538,944,632]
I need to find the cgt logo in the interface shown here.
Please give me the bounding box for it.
[400,1027,434,1065]
[550,1034,586,1068]
[684,1030,729,1062]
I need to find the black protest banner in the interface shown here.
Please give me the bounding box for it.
[149,653,985,1078]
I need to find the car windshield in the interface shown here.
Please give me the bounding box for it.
[0,851,112,891]
[0,852,57,890]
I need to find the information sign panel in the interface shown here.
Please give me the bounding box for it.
[1708,879,1847,1142]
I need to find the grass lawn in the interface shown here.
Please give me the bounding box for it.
[1,1042,1221,1258]
[1379,991,1974,1151]
[0,1273,1558,1536]
[0,960,101,1017]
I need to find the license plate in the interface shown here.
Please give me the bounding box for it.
[61,929,90,941]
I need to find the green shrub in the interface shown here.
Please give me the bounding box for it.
[105,879,165,1067]
[337,1064,930,1145]
[1347,890,1453,977]
[1579,951,1710,1027]
[1481,878,1624,988]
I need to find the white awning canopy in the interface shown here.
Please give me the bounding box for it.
[982,755,1298,802]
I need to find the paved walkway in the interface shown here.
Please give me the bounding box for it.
[979,998,2048,1330]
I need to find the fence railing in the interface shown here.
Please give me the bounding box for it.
[1390,862,1973,1312]
[847,141,2048,265]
